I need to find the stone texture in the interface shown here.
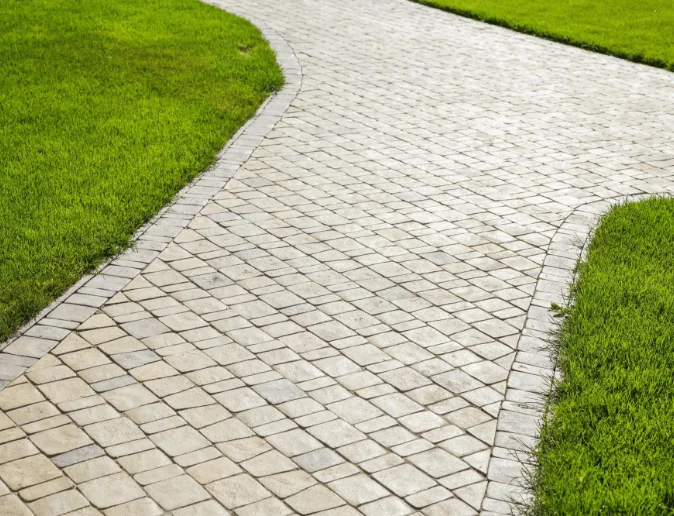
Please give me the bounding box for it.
[1,0,673,515]
[79,472,145,509]
[0,454,61,490]
[144,474,211,510]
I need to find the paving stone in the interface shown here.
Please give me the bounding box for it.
[150,426,210,457]
[4,337,58,359]
[103,497,163,516]
[102,384,158,411]
[28,489,89,516]
[126,402,175,425]
[79,472,145,509]
[187,457,241,484]
[180,404,230,429]
[371,394,422,418]
[338,440,387,464]
[131,459,180,487]
[241,449,296,476]
[373,464,435,497]
[207,473,271,509]
[213,387,266,412]
[252,379,305,404]
[329,473,389,505]
[445,408,492,429]
[26,365,76,385]
[106,438,154,458]
[408,448,470,478]
[236,497,293,516]
[202,417,254,443]
[406,485,452,509]
[266,428,322,457]
[30,424,93,456]
[0,494,32,516]
[293,447,344,473]
[0,454,61,490]
[259,470,317,498]
[64,456,120,483]
[0,384,45,410]
[422,497,477,516]
[84,417,144,448]
[175,446,221,468]
[398,412,446,433]
[0,439,39,465]
[18,476,73,502]
[52,444,105,468]
[117,449,171,475]
[110,350,160,369]
[360,496,413,516]
[286,485,345,514]
[121,319,170,340]
[61,349,110,371]
[237,405,284,428]
[7,403,58,427]
[91,375,136,393]
[0,427,26,443]
[308,420,366,448]
[217,437,271,463]
[328,397,383,425]
[172,500,230,516]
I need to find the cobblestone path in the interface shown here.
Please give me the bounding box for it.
[1,0,674,514]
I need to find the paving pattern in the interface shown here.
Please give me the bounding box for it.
[2,0,674,514]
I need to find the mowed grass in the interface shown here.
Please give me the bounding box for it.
[0,0,283,341]
[533,198,674,514]
[412,0,674,71]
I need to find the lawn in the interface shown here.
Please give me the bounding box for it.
[0,0,283,342]
[412,0,674,71]
[532,198,674,514]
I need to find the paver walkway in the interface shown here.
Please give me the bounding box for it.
[2,0,674,514]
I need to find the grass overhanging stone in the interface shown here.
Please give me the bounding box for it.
[532,198,674,514]
[0,0,284,342]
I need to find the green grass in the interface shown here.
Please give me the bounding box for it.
[532,198,674,514]
[411,0,674,71]
[0,0,283,341]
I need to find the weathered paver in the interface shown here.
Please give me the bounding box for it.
[1,0,674,513]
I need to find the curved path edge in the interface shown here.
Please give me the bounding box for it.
[0,12,302,390]
[487,193,659,513]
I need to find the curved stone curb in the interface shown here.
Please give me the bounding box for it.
[484,193,663,513]
[0,15,302,390]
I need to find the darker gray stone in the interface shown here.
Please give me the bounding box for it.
[52,444,104,468]
[252,379,305,404]
[91,375,136,393]
[111,350,160,370]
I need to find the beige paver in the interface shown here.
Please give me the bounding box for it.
[78,472,145,509]
[0,454,61,490]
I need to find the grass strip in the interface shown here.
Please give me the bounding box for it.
[0,0,283,341]
[533,198,674,514]
[411,0,674,72]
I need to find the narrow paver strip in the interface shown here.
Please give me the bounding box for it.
[1,0,674,514]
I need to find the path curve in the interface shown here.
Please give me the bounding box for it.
[1,0,674,514]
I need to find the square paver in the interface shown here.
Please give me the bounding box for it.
[207,473,271,509]
[0,454,61,490]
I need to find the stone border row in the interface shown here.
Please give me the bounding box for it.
[0,11,302,390]
[484,194,657,513]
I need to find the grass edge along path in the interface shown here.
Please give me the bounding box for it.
[530,197,674,514]
[0,0,284,342]
[410,0,674,72]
